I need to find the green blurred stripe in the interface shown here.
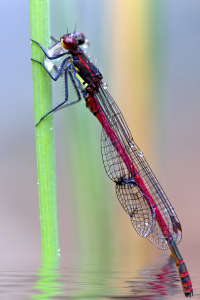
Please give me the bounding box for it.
[51,0,114,262]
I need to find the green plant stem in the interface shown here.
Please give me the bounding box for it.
[29,0,59,256]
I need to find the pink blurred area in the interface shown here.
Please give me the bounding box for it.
[0,0,199,267]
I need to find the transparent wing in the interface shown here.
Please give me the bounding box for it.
[46,41,67,57]
[101,128,131,181]
[116,182,156,238]
[96,85,182,250]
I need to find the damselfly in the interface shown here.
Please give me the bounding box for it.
[31,31,193,297]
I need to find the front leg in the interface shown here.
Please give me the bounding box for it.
[31,57,70,81]
[30,39,69,60]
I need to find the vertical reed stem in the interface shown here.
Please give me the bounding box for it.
[29,0,59,256]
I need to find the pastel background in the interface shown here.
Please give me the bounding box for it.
[0,0,199,297]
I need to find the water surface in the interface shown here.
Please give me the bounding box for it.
[1,253,199,299]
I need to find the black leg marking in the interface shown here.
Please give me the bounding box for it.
[52,65,59,73]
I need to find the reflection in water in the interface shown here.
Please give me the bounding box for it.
[122,255,180,299]
[2,254,198,299]
[30,255,64,299]
[31,255,180,299]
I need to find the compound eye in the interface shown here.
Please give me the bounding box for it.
[77,32,86,45]
[62,36,78,50]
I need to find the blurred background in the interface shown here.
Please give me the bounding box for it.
[0,0,199,298]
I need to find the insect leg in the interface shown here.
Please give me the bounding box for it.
[53,66,82,112]
[30,39,68,60]
[31,57,69,81]
[35,66,81,125]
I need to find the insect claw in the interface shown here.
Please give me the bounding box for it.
[35,119,41,126]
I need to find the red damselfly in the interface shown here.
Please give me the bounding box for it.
[31,31,193,297]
